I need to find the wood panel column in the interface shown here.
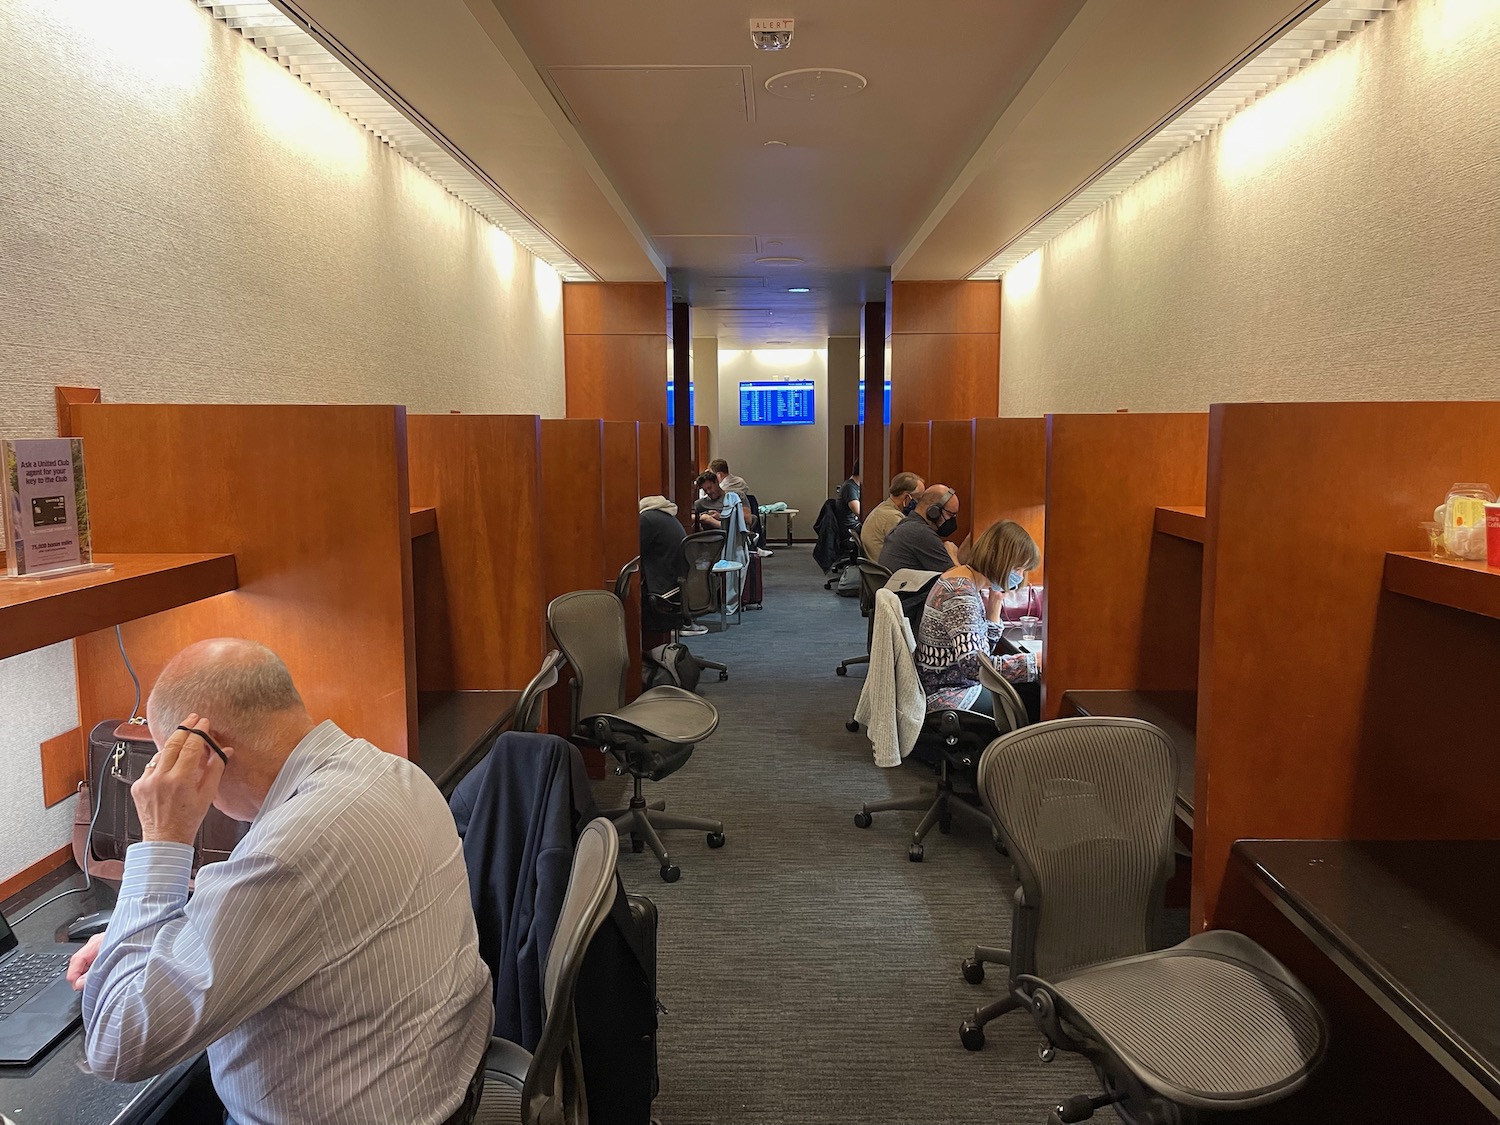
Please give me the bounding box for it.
[889,281,1000,429]
[860,300,887,497]
[564,283,668,424]
[671,302,693,526]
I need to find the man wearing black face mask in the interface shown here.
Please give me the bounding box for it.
[860,472,925,562]
[877,484,962,574]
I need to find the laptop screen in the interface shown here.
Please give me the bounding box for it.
[0,909,17,957]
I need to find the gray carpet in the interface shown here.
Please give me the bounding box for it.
[592,551,1119,1125]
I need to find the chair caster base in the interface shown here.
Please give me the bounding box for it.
[660,864,681,883]
[845,718,860,732]
[718,671,729,681]
[631,838,645,854]
[959,1020,985,1051]
[908,844,924,862]
[961,957,985,985]
[854,811,873,828]
[707,832,726,848]
[835,665,848,676]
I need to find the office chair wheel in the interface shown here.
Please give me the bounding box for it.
[707,831,726,848]
[836,665,848,676]
[718,671,729,681]
[961,957,985,985]
[1037,1038,1056,1064]
[660,864,681,883]
[845,719,860,732]
[853,811,873,828]
[631,837,645,854]
[959,1019,985,1051]
[908,843,924,862]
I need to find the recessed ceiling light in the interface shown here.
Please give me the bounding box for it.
[756,256,803,265]
[763,139,788,147]
[764,68,867,102]
[787,287,811,293]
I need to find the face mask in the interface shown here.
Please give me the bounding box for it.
[1006,569,1026,590]
[901,495,918,515]
[935,515,958,538]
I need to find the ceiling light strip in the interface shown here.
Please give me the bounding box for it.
[970,0,1397,280]
[196,0,597,281]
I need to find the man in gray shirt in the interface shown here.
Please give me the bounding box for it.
[68,638,493,1125]
[878,484,963,574]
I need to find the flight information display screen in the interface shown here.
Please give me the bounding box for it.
[858,380,892,425]
[739,381,816,426]
[666,380,694,425]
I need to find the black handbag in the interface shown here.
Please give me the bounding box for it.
[72,718,248,880]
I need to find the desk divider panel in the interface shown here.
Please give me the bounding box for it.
[898,422,931,483]
[640,423,666,498]
[692,425,711,475]
[71,403,417,756]
[602,421,643,701]
[1197,401,1500,928]
[406,414,546,697]
[971,417,1046,581]
[540,419,607,740]
[1042,413,1208,719]
[927,420,976,547]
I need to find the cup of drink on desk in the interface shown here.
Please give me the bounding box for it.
[1019,615,1041,641]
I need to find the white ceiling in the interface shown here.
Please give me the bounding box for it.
[285,0,1320,346]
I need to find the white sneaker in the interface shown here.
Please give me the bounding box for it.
[755,548,774,557]
[679,624,709,636]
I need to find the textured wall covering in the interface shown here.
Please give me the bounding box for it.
[1000,0,1500,415]
[716,349,830,524]
[0,0,567,881]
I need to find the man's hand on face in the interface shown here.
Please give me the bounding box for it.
[132,713,227,845]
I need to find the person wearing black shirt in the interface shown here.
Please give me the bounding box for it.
[835,463,862,529]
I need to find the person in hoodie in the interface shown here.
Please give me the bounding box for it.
[639,495,705,636]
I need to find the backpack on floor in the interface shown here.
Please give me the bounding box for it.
[835,562,861,597]
[645,642,704,692]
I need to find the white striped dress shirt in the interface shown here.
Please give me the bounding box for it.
[82,721,494,1125]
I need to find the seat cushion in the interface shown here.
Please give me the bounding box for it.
[1050,935,1325,1109]
[475,1037,528,1125]
[602,686,719,744]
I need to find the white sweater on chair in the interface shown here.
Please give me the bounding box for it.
[854,588,927,767]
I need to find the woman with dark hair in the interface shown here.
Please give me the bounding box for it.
[915,519,1040,718]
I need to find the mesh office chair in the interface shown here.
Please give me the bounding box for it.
[852,626,1027,862]
[679,531,736,651]
[613,556,641,602]
[836,559,891,677]
[958,718,1327,1125]
[513,650,566,735]
[474,817,619,1125]
[548,588,725,883]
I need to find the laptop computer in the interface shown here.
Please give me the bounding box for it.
[0,907,84,1066]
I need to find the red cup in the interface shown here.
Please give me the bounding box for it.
[1486,503,1500,567]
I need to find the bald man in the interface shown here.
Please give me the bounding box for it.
[877,484,962,574]
[66,639,493,1125]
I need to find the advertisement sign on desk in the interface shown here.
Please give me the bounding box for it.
[1,438,96,577]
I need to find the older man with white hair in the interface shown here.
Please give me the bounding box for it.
[67,638,493,1125]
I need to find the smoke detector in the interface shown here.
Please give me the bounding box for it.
[750,18,794,51]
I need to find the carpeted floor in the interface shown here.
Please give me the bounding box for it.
[592,551,1122,1125]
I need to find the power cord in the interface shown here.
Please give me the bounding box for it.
[10,626,140,926]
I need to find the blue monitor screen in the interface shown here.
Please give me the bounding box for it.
[665,380,695,425]
[857,380,893,426]
[740,380,815,426]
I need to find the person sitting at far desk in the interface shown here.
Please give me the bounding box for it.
[878,484,963,574]
[67,638,493,1125]
[693,470,746,533]
[710,458,771,556]
[860,471,925,563]
[917,519,1041,718]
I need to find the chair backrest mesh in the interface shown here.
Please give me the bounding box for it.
[523,817,619,1125]
[514,650,564,734]
[680,531,725,617]
[547,590,629,724]
[613,556,640,602]
[979,717,1176,978]
[857,561,892,617]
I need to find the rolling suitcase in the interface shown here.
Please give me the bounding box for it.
[742,551,764,609]
[576,889,660,1123]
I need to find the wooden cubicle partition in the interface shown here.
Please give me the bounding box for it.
[562,282,668,425]
[640,422,666,498]
[899,422,931,482]
[406,414,546,696]
[972,417,1047,581]
[1042,413,1209,719]
[540,419,607,740]
[928,419,976,546]
[71,403,418,756]
[692,425,711,475]
[602,421,643,701]
[888,281,1000,428]
[1197,401,1500,926]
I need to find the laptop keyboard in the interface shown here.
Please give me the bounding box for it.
[0,952,70,1018]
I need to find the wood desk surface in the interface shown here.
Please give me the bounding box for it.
[416,690,523,797]
[1234,839,1500,1115]
[1060,689,1196,826]
[0,871,206,1125]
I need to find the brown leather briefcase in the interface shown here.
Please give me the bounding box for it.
[71,718,248,881]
